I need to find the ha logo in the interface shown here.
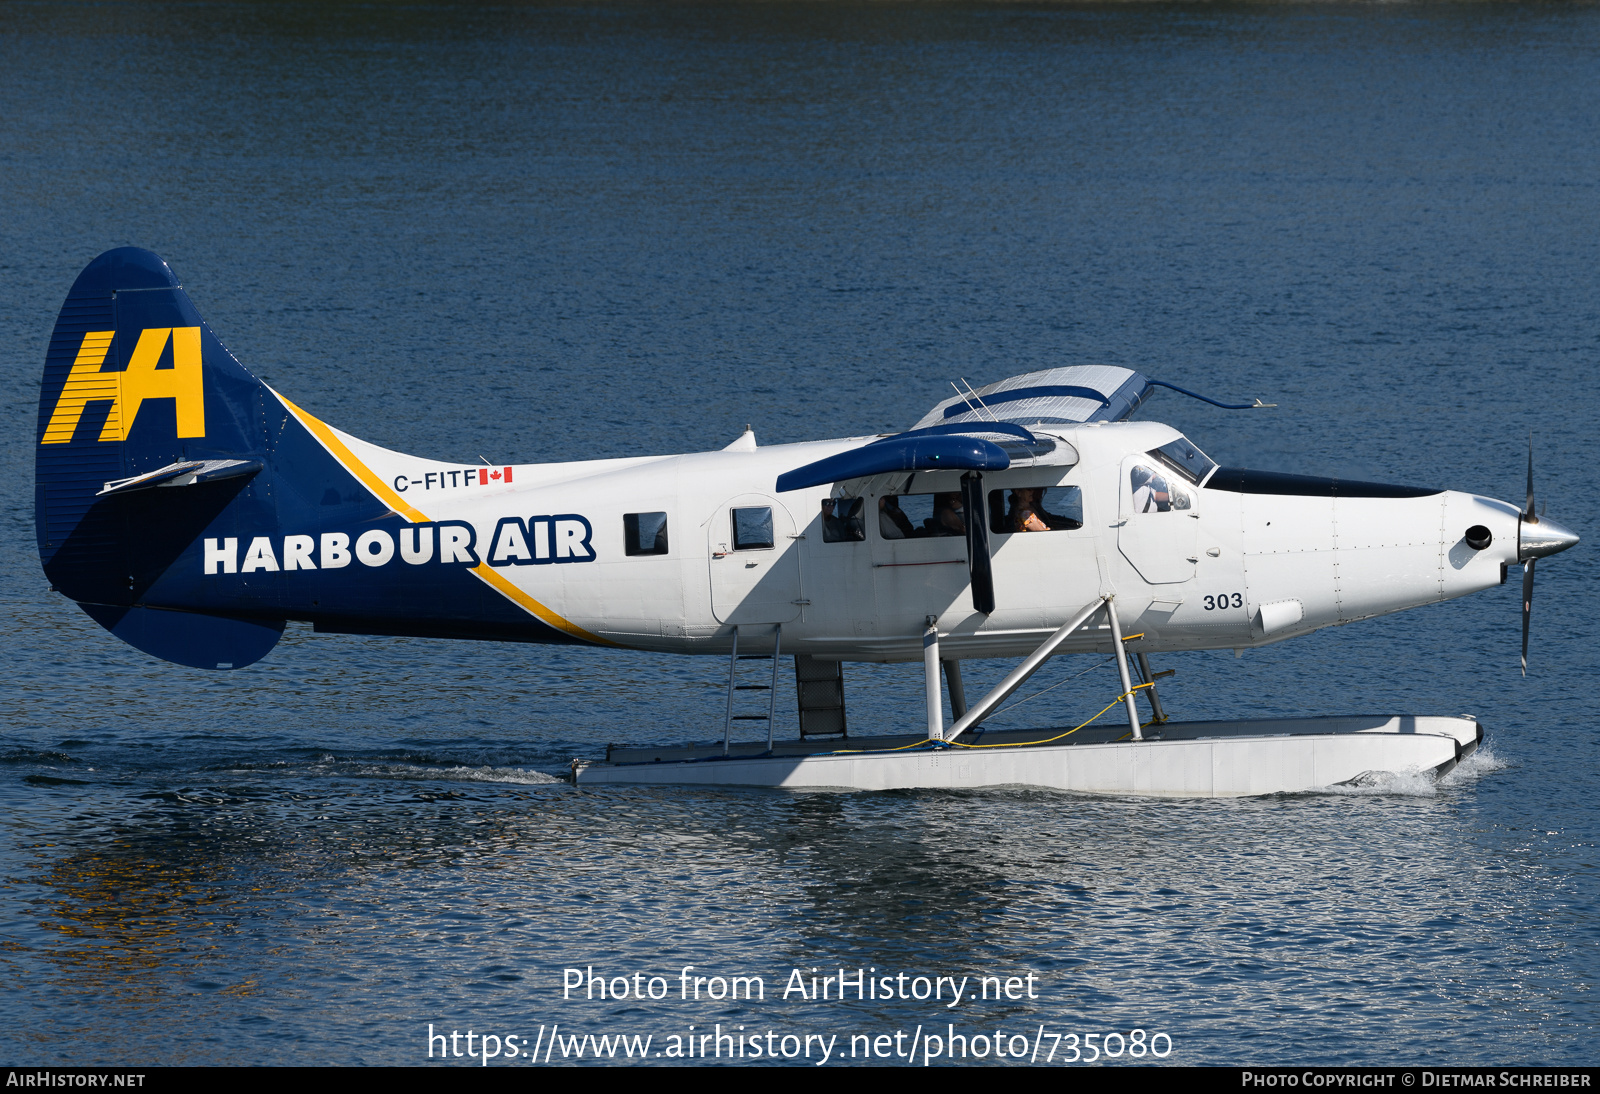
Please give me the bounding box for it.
[42,328,205,443]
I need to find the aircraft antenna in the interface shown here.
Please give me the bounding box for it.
[955,378,1002,423]
[949,381,984,419]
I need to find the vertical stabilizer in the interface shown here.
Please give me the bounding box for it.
[36,248,283,668]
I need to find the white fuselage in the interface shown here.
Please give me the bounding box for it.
[333,419,1522,661]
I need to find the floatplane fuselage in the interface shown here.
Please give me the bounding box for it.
[36,249,1578,796]
[244,417,1528,664]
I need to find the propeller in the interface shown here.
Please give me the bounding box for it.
[1517,434,1580,673]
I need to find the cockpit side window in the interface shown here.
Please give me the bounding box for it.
[1147,437,1216,485]
[987,486,1083,534]
[1130,465,1191,513]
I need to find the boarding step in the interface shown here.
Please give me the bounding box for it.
[722,624,782,754]
[794,654,847,738]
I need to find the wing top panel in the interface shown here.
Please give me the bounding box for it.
[916,366,1152,429]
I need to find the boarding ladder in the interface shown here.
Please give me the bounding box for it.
[723,624,782,755]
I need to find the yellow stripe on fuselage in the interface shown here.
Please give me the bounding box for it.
[273,390,612,646]
[275,392,429,523]
[471,563,617,645]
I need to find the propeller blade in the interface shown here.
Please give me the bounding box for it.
[1521,558,1535,676]
[1521,432,1536,675]
[1524,433,1536,523]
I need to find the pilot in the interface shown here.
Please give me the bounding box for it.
[932,492,966,537]
[821,499,842,539]
[1009,488,1050,533]
[879,496,916,540]
[1130,467,1171,514]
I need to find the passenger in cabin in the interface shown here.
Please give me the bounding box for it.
[1130,466,1171,513]
[879,496,916,539]
[821,498,866,542]
[1009,488,1050,532]
[932,492,966,536]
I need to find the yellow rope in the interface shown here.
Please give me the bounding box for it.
[946,682,1152,749]
[820,682,1157,757]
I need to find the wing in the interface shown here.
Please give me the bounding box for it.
[776,423,1071,494]
[774,367,1142,495]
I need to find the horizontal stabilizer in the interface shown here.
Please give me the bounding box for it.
[97,458,262,497]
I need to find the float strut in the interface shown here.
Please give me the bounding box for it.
[1135,651,1167,724]
[944,597,1107,744]
[923,617,944,741]
[1107,597,1144,741]
[942,658,967,720]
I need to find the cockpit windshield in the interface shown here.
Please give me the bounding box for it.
[1147,436,1216,485]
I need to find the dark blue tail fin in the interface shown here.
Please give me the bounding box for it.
[38,248,588,670]
[36,248,285,668]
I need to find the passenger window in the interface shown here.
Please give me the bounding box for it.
[821,498,866,543]
[987,486,1084,534]
[623,512,669,556]
[732,507,774,550]
[1129,465,1191,514]
[877,493,967,539]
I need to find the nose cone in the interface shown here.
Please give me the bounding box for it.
[1520,515,1580,560]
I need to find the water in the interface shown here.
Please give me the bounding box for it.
[2,2,1597,1066]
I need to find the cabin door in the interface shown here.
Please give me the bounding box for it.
[1117,455,1199,585]
[708,494,804,624]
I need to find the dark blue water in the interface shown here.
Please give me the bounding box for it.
[2,3,1596,1066]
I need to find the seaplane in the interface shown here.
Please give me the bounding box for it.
[35,248,1580,797]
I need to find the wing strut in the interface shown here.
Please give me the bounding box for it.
[923,618,945,742]
[962,471,995,614]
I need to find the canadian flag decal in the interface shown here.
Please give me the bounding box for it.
[479,467,513,485]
